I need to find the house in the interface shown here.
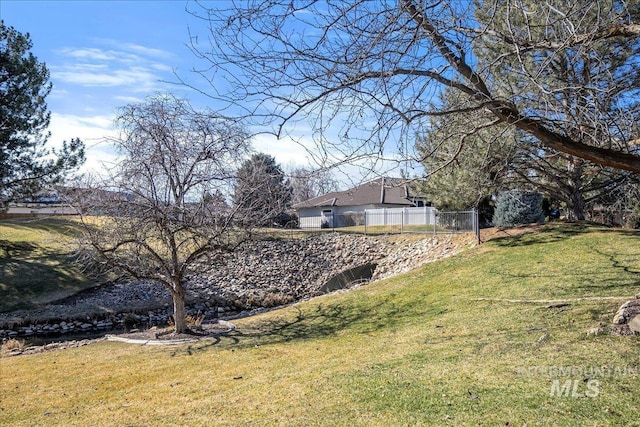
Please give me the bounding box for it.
[293,177,428,228]
[2,189,80,218]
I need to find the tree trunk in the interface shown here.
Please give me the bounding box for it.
[568,193,586,221]
[172,285,188,334]
[566,160,586,221]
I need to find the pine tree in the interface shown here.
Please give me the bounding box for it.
[493,191,545,228]
[473,0,638,219]
[0,21,84,208]
[233,153,292,226]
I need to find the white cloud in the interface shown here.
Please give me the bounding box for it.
[252,133,314,167]
[50,113,114,136]
[56,47,140,63]
[113,95,144,103]
[50,41,175,93]
[120,42,174,59]
[53,66,161,91]
[48,113,119,175]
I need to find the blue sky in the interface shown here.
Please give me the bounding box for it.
[1,0,311,174]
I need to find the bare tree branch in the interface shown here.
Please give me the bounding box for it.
[186,0,640,174]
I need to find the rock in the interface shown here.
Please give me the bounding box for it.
[0,233,477,338]
[628,315,640,334]
[620,300,640,310]
[613,311,626,325]
[586,325,608,336]
[612,297,640,334]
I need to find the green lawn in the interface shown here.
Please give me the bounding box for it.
[1,222,639,426]
[0,217,95,311]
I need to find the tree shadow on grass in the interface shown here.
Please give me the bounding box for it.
[0,239,38,257]
[572,248,640,294]
[1,217,84,238]
[486,237,640,297]
[490,222,640,248]
[189,296,422,354]
[0,242,88,312]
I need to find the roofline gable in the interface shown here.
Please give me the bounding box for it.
[293,177,423,209]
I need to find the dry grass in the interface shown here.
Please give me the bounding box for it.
[1,338,24,355]
[1,223,639,426]
[0,217,95,311]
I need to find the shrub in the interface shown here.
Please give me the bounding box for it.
[273,211,298,228]
[262,292,295,308]
[186,312,206,330]
[1,338,24,355]
[493,191,545,228]
[340,211,365,227]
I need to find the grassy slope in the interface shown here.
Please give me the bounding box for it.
[1,223,640,426]
[0,217,93,311]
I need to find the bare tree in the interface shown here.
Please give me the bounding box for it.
[73,94,253,334]
[289,166,340,205]
[186,0,640,174]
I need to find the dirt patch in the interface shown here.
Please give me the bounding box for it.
[479,224,545,242]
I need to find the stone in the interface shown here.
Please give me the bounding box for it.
[612,296,640,334]
[620,300,640,310]
[586,327,600,336]
[613,311,626,325]
[628,315,640,334]
[0,233,476,338]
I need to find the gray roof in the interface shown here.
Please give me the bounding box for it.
[293,177,418,209]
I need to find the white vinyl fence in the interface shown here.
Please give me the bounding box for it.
[299,206,479,240]
[365,206,438,228]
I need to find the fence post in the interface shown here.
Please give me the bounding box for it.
[401,208,405,234]
[433,210,437,235]
[473,208,480,243]
[424,206,427,233]
[365,210,368,235]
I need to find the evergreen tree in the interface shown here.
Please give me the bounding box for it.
[419,1,637,219]
[417,88,516,210]
[233,153,292,226]
[0,21,84,208]
[493,191,545,228]
[472,0,638,219]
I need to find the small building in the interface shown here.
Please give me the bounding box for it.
[293,177,427,228]
[2,189,80,218]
